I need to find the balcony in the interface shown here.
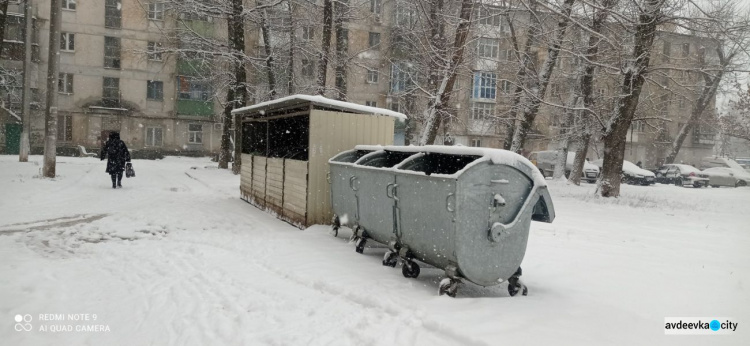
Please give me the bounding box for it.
[176,100,213,117]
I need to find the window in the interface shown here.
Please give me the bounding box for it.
[188,124,202,144]
[476,7,501,26]
[102,77,120,106]
[390,63,412,92]
[500,80,512,94]
[370,0,381,14]
[62,0,76,11]
[58,73,73,94]
[57,115,72,142]
[146,127,163,147]
[301,59,314,78]
[472,72,497,99]
[339,29,348,47]
[104,36,121,69]
[660,94,671,111]
[365,101,377,107]
[678,97,686,109]
[148,2,164,20]
[693,124,716,145]
[681,43,690,57]
[471,102,494,120]
[471,139,482,147]
[302,26,314,41]
[662,42,671,62]
[396,4,415,27]
[368,32,381,50]
[60,32,75,51]
[105,0,122,28]
[630,120,644,132]
[147,80,163,101]
[477,37,498,59]
[366,69,378,83]
[147,41,162,61]
[177,76,211,101]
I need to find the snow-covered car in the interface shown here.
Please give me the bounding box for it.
[591,159,655,185]
[703,167,750,187]
[527,151,600,183]
[735,158,750,173]
[662,164,710,187]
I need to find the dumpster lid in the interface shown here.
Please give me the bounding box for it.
[232,94,407,120]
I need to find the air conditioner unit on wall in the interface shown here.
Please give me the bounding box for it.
[213,123,222,131]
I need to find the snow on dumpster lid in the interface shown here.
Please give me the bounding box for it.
[231,94,407,121]
[419,145,547,186]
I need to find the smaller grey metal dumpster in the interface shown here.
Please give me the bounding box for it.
[328,147,377,232]
[328,145,555,297]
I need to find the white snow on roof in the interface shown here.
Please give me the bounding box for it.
[231,94,407,120]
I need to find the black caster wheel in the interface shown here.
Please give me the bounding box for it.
[402,261,420,278]
[355,237,367,254]
[382,251,398,267]
[330,215,340,237]
[330,226,339,237]
[507,267,528,297]
[439,278,459,297]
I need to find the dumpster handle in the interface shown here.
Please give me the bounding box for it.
[386,183,399,200]
[446,193,455,212]
[326,172,331,184]
[349,176,359,191]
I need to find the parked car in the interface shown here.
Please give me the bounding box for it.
[735,158,750,173]
[703,167,750,187]
[662,164,710,187]
[700,156,745,170]
[591,159,656,185]
[527,150,600,183]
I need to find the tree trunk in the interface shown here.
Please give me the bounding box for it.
[221,0,248,170]
[287,1,295,95]
[552,95,579,180]
[317,0,333,96]
[417,0,474,145]
[19,0,33,162]
[509,0,576,153]
[568,0,618,185]
[333,0,348,101]
[502,6,534,151]
[600,0,662,197]
[664,50,729,163]
[43,0,62,178]
[259,6,276,100]
[0,1,9,52]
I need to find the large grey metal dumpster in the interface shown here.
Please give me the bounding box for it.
[328,147,377,232]
[328,145,555,297]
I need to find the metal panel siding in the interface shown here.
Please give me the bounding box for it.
[240,154,254,199]
[306,110,395,226]
[265,158,285,216]
[251,156,267,208]
[282,159,308,226]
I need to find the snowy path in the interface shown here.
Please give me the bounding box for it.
[1,156,748,345]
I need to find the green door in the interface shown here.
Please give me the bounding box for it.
[4,123,22,154]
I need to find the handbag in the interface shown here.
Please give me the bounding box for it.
[125,162,136,178]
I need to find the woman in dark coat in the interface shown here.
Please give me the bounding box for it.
[100,132,131,188]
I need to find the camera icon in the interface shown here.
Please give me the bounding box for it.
[14,314,33,332]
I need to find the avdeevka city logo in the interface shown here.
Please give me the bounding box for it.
[664,317,738,335]
[14,314,33,332]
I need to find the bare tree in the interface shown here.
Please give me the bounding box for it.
[508,0,577,153]
[599,0,665,197]
[220,0,248,170]
[42,0,62,178]
[416,0,475,145]
[317,0,333,95]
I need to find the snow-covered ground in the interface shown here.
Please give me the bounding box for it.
[1,155,748,345]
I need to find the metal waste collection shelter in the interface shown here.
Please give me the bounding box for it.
[232,95,406,228]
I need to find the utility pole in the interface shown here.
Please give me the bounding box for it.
[19,0,33,162]
[42,0,61,177]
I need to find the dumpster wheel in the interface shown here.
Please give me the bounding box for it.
[382,251,399,267]
[507,267,528,297]
[402,260,420,278]
[439,278,460,297]
[330,215,340,237]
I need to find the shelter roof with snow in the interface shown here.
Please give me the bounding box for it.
[232,94,407,121]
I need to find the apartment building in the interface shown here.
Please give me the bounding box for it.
[1,0,223,155]
[2,0,718,166]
